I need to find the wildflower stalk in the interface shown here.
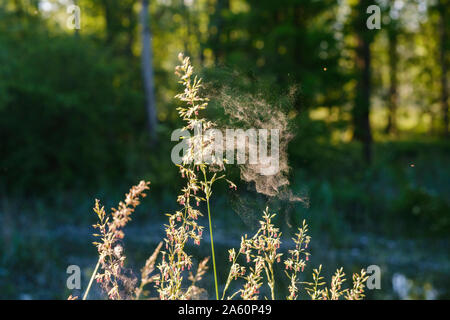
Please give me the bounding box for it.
[221,249,242,299]
[264,260,276,300]
[82,258,100,300]
[91,181,150,300]
[223,208,368,300]
[284,220,311,300]
[185,257,210,299]
[206,188,219,299]
[161,53,235,300]
[135,242,163,300]
[201,167,219,299]
[222,208,282,300]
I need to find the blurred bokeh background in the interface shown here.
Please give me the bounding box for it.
[0,0,449,299]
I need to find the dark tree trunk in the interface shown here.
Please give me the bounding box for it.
[101,0,116,45]
[140,0,157,142]
[181,0,191,57]
[386,29,398,135]
[352,0,373,164]
[438,0,449,136]
[354,35,373,163]
[210,0,229,65]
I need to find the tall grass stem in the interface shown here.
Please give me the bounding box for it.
[206,197,219,300]
[82,258,100,300]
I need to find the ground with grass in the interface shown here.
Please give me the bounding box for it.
[1,140,448,299]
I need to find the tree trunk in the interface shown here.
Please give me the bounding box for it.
[210,0,229,65]
[354,36,373,163]
[181,0,190,57]
[386,29,398,135]
[101,0,115,45]
[438,0,448,137]
[352,0,373,164]
[140,0,157,141]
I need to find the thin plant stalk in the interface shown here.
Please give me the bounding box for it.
[82,258,100,300]
[204,171,219,300]
[261,261,275,299]
[207,197,219,300]
[221,251,241,300]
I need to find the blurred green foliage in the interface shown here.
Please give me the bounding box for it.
[0,0,448,299]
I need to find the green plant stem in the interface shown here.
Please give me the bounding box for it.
[206,196,219,300]
[221,253,240,300]
[82,258,100,300]
[268,263,276,300]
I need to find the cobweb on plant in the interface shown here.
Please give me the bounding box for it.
[205,80,309,228]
